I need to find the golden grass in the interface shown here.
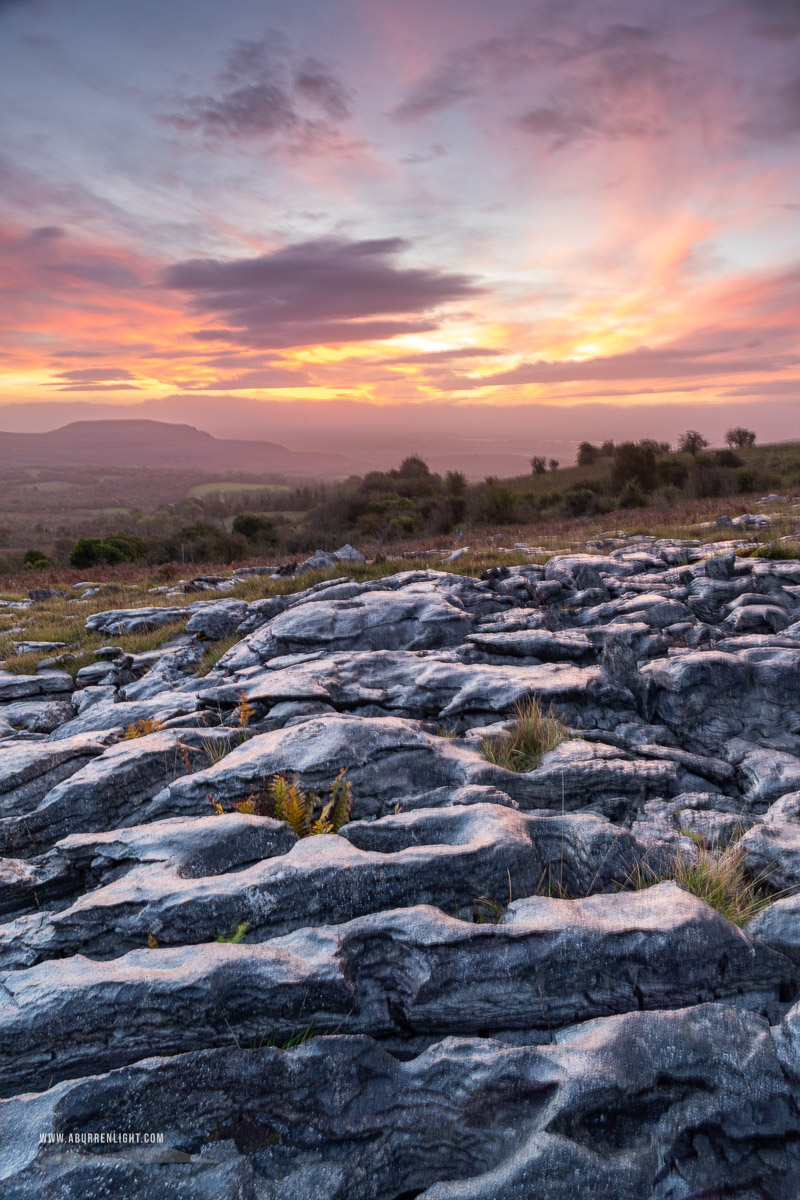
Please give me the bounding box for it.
[480,696,569,773]
[631,841,772,927]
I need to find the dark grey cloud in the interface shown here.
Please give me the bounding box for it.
[43,260,140,288]
[744,0,800,39]
[742,75,800,139]
[164,36,351,147]
[47,367,141,391]
[393,17,696,149]
[162,236,479,350]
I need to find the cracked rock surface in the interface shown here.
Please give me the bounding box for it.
[2,540,800,1196]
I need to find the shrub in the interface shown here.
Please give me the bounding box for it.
[477,478,517,524]
[714,448,742,468]
[530,456,547,475]
[617,481,646,509]
[480,696,568,772]
[576,442,598,467]
[232,513,276,544]
[23,549,50,569]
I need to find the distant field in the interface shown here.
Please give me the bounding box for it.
[17,480,78,492]
[186,482,293,498]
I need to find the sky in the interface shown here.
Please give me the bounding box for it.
[0,0,799,443]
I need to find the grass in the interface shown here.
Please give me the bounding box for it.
[196,634,241,676]
[480,696,569,773]
[631,841,772,927]
[741,541,800,559]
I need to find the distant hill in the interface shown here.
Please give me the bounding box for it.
[0,419,345,476]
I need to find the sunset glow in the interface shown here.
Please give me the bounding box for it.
[0,0,798,435]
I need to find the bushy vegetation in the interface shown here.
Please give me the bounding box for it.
[1,427,797,571]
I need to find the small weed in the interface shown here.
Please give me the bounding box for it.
[435,725,460,739]
[202,738,233,766]
[480,696,568,773]
[472,897,506,924]
[248,1022,314,1051]
[678,826,707,847]
[123,717,165,739]
[216,921,251,944]
[147,933,159,949]
[237,692,255,729]
[630,842,772,927]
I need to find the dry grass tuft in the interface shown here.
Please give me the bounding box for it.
[631,841,772,927]
[480,696,568,773]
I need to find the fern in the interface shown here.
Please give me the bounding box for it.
[216,921,251,944]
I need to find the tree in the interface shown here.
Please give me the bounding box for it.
[600,440,615,456]
[398,454,430,477]
[725,426,756,449]
[548,458,559,472]
[678,430,709,456]
[576,441,598,466]
[445,470,467,497]
[530,456,547,475]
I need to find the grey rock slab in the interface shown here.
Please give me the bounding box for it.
[0,699,73,734]
[85,606,191,636]
[641,648,800,751]
[737,747,800,806]
[464,630,596,662]
[746,896,800,964]
[148,717,674,825]
[225,584,475,670]
[0,672,73,701]
[725,604,792,633]
[185,600,249,640]
[0,810,297,927]
[48,691,201,741]
[0,805,650,967]
[0,886,793,1096]
[0,730,221,858]
[740,821,800,890]
[206,651,636,732]
[1,1006,797,1200]
[0,734,109,817]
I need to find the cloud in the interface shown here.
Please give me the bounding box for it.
[46,367,142,391]
[55,368,137,382]
[372,346,502,365]
[179,366,311,391]
[440,344,800,390]
[392,16,696,149]
[162,236,480,350]
[164,36,352,149]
